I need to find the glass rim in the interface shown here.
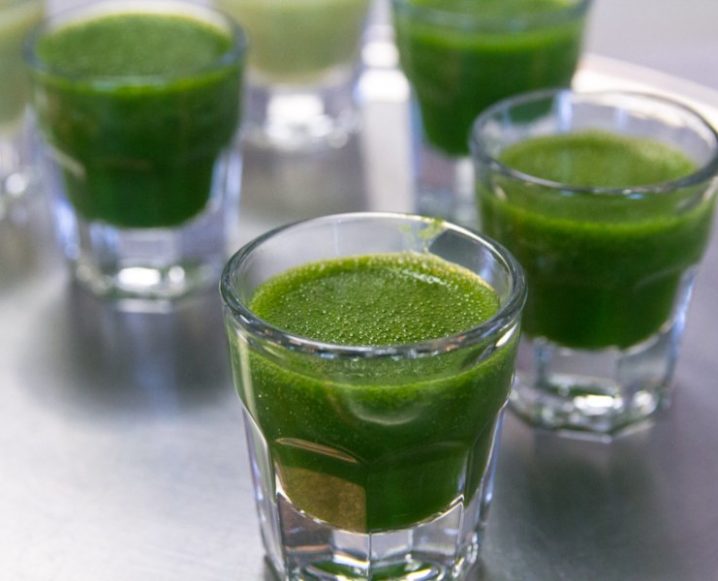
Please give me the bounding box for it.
[470,88,718,197]
[220,212,527,360]
[24,0,247,88]
[390,0,591,32]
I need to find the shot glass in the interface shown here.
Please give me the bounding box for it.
[392,0,591,225]
[0,0,44,218]
[215,0,371,151]
[26,0,246,302]
[472,90,718,436]
[221,213,526,580]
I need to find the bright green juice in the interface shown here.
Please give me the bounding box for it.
[218,0,368,84]
[31,12,242,228]
[393,0,586,155]
[0,0,43,131]
[479,130,714,349]
[231,252,517,532]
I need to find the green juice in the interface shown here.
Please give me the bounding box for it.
[229,252,517,532]
[479,130,714,349]
[0,0,43,131]
[31,11,243,228]
[218,0,369,84]
[393,0,587,155]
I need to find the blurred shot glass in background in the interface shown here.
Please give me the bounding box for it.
[392,0,591,225]
[26,0,245,304]
[216,0,371,151]
[472,90,718,436]
[0,0,44,219]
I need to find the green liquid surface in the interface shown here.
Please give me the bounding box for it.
[219,0,369,84]
[394,0,586,155]
[230,252,517,532]
[251,252,499,344]
[480,130,714,349]
[33,12,242,228]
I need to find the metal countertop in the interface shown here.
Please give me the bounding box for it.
[1,52,718,580]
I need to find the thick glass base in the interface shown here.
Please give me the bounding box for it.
[243,70,359,152]
[49,148,241,306]
[510,270,696,438]
[274,496,483,581]
[411,139,475,228]
[244,409,504,581]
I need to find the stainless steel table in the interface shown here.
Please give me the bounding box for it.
[2,51,718,580]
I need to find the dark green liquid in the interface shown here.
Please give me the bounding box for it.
[229,253,517,532]
[394,0,586,155]
[33,13,242,228]
[479,131,714,349]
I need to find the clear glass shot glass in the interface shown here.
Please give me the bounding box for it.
[392,0,591,226]
[215,0,371,151]
[220,212,526,580]
[0,0,44,218]
[25,0,246,303]
[471,90,718,437]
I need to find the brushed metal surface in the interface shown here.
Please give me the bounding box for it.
[2,53,718,581]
